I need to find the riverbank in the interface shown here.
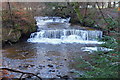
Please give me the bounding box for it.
[2,9,36,47]
[1,7,118,47]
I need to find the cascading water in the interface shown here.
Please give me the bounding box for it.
[35,16,71,28]
[3,16,113,79]
[27,17,103,44]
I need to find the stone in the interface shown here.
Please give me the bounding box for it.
[64,59,67,61]
[48,64,53,67]
[47,58,53,61]
[49,70,55,72]
[62,75,69,79]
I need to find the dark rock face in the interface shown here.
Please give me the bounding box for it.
[2,26,36,47]
[2,28,21,47]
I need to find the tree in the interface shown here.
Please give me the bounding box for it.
[113,2,116,8]
[101,2,104,8]
[7,2,15,28]
[118,1,120,11]
[108,2,111,8]
[72,2,83,24]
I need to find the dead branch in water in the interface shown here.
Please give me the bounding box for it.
[0,68,42,80]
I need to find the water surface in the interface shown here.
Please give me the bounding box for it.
[2,42,99,78]
[2,17,103,78]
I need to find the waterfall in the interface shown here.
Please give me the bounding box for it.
[34,16,71,28]
[27,29,103,44]
[27,17,103,44]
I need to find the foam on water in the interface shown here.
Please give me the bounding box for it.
[27,38,103,44]
[81,47,113,53]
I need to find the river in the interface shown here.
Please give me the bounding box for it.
[2,17,104,79]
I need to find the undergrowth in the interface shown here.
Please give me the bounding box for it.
[77,16,119,79]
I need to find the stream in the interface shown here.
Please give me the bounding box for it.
[2,17,105,78]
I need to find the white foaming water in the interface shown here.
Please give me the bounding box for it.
[81,47,113,53]
[27,29,103,44]
[27,17,103,44]
[35,16,71,27]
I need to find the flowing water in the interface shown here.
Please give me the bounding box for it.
[2,17,106,78]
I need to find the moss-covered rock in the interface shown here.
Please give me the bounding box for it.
[2,28,21,42]
[2,9,36,46]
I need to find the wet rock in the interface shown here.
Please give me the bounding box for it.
[29,64,35,67]
[69,71,74,73]
[58,72,61,74]
[18,64,34,69]
[38,67,43,69]
[56,69,59,72]
[62,75,69,79]
[38,65,45,69]
[47,58,53,61]
[56,75,69,79]
[49,70,55,72]
[21,52,29,57]
[69,60,74,62]
[56,75,62,78]
[56,66,61,69]
[39,65,43,67]
[64,59,67,61]
[84,67,92,70]
[69,69,76,73]
[59,64,63,66]
[25,74,33,78]
[48,64,53,67]
[24,52,29,55]
[36,72,40,75]
[43,66,45,67]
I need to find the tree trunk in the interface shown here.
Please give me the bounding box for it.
[118,1,120,32]
[92,2,96,8]
[108,2,111,8]
[118,2,120,11]
[113,2,116,8]
[102,2,104,8]
[118,1,120,8]
[7,2,14,28]
[117,1,120,51]
[73,2,83,24]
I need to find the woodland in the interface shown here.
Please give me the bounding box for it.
[0,1,120,80]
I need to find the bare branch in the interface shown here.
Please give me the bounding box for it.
[0,68,42,80]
